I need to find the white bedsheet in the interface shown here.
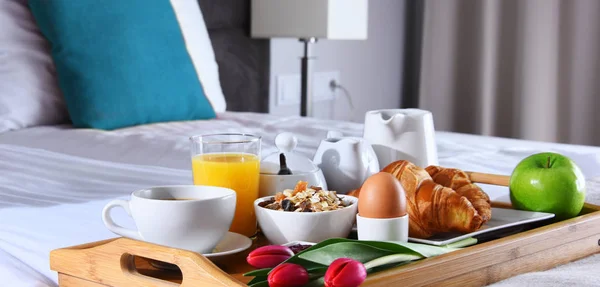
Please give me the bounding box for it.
[0,112,366,170]
[0,112,599,286]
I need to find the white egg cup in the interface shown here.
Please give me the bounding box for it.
[356,214,409,242]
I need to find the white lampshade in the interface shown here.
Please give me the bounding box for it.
[251,0,368,40]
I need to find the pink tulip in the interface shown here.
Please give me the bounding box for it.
[324,258,367,287]
[247,245,295,269]
[267,263,310,287]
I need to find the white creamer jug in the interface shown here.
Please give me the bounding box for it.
[363,109,439,168]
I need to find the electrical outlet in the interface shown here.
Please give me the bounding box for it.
[313,71,340,102]
[275,71,340,106]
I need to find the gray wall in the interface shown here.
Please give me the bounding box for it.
[268,0,406,123]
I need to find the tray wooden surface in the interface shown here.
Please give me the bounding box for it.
[50,202,600,287]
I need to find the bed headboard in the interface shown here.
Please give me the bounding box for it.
[197,0,270,113]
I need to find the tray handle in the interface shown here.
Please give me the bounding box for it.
[126,238,249,287]
[51,238,246,287]
[466,171,510,187]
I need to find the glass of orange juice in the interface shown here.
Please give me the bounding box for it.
[190,133,261,237]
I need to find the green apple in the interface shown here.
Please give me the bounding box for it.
[509,152,586,220]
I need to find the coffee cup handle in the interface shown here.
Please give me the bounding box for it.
[102,199,143,241]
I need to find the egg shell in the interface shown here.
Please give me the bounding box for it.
[357,172,407,218]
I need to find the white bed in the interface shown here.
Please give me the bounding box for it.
[1,112,600,287]
[5,0,599,286]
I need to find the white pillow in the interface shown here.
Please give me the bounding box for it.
[170,0,227,112]
[0,0,68,133]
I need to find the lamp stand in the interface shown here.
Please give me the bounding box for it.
[300,37,317,117]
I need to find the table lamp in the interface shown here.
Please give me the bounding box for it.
[251,0,369,117]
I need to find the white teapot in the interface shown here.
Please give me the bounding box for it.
[313,131,380,194]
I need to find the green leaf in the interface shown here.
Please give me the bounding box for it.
[363,254,423,270]
[296,238,460,266]
[381,240,460,258]
[443,237,477,249]
[290,238,353,256]
[248,280,270,287]
[243,268,271,277]
[284,258,327,271]
[306,266,329,275]
[280,252,328,268]
[368,260,413,274]
[343,238,459,258]
[247,275,268,286]
[298,242,397,265]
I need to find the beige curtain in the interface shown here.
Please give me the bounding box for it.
[419,0,600,146]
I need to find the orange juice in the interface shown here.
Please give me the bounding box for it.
[191,153,260,237]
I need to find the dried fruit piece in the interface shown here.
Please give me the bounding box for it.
[287,244,312,254]
[265,202,281,210]
[299,201,311,212]
[282,199,294,211]
[258,198,275,207]
[293,181,308,195]
[275,192,286,202]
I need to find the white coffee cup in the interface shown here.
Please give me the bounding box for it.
[102,185,236,254]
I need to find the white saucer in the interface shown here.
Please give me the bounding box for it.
[149,232,252,269]
[204,231,253,258]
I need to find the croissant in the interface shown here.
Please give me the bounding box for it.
[381,161,486,238]
[425,165,492,223]
[349,160,489,238]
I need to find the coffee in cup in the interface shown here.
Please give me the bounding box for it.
[102,185,236,254]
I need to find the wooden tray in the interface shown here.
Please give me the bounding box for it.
[50,172,600,286]
[50,202,600,287]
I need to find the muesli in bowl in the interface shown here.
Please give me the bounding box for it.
[258,181,348,212]
[254,181,358,245]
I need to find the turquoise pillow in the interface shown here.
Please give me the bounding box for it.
[28,0,216,130]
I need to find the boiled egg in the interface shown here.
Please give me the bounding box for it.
[357,172,407,218]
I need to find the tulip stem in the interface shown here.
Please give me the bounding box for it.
[309,274,325,280]
[305,277,325,287]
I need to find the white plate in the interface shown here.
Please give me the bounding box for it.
[407,208,555,246]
